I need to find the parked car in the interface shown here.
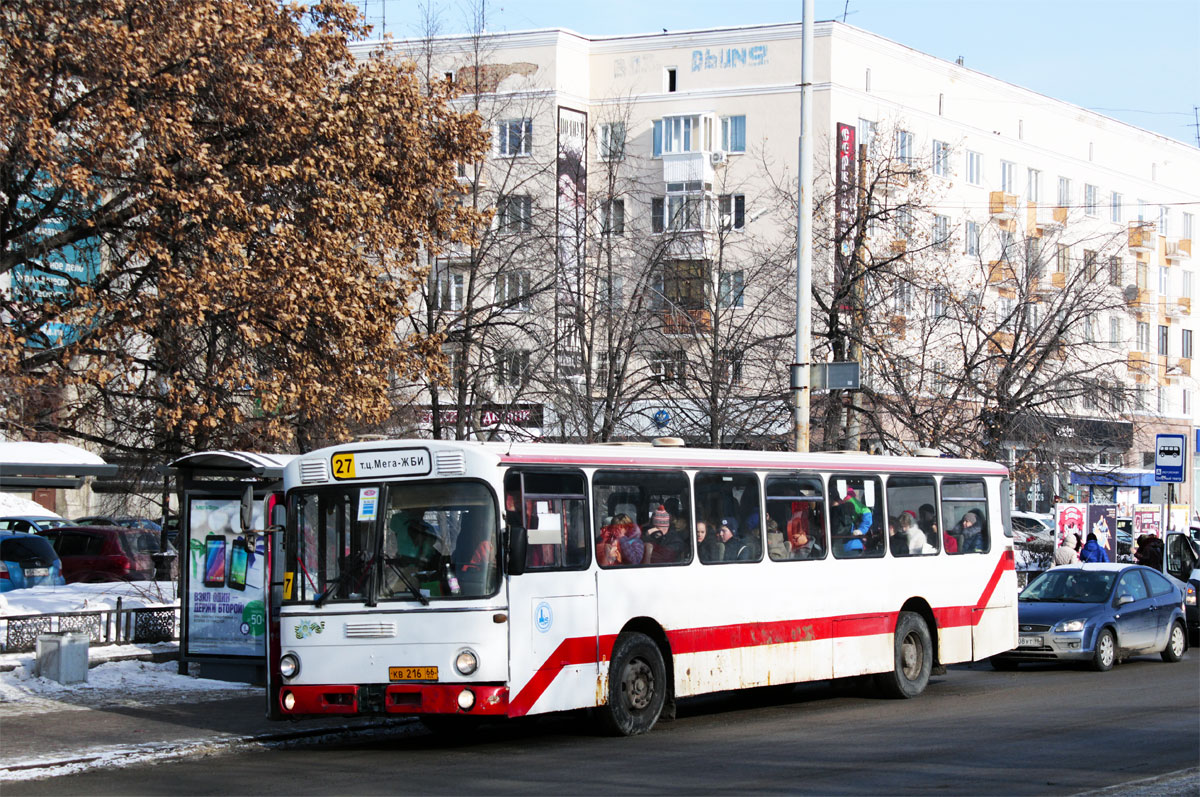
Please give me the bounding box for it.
[0,515,72,534]
[0,530,67,591]
[1010,511,1055,546]
[36,525,173,583]
[991,563,1188,672]
[73,516,163,533]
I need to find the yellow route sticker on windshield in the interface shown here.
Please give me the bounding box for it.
[283,572,294,600]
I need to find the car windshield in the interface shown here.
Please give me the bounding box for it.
[1021,569,1117,603]
[118,531,165,556]
[1,535,59,563]
[286,480,498,605]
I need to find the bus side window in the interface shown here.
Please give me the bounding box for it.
[941,478,989,555]
[593,469,691,567]
[695,471,762,564]
[885,476,939,556]
[765,473,825,561]
[829,475,884,559]
[508,470,590,572]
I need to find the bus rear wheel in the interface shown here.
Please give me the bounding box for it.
[875,611,932,699]
[599,632,667,736]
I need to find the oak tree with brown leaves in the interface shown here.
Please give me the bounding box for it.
[1,0,489,462]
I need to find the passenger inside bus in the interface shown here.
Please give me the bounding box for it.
[697,520,723,563]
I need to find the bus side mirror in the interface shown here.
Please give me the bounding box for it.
[507,526,528,576]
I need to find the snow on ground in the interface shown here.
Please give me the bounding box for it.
[0,651,257,717]
[0,580,178,617]
[0,491,62,517]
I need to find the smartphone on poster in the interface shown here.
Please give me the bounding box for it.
[228,538,249,591]
[204,534,227,587]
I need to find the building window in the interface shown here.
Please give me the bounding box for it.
[931,287,948,319]
[1055,244,1070,274]
[603,274,624,308]
[1109,317,1122,346]
[601,199,625,235]
[965,220,980,256]
[1108,257,1122,287]
[718,194,745,230]
[665,191,707,231]
[933,141,950,176]
[496,270,532,311]
[651,197,665,233]
[497,118,533,157]
[1000,160,1016,193]
[998,296,1016,331]
[654,114,712,156]
[933,214,950,248]
[857,118,877,160]
[599,122,626,160]
[896,129,913,164]
[718,270,744,308]
[1184,390,1192,417]
[1183,329,1193,359]
[721,115,746,153]
[1159,266,1169,296]
[966,150,983,185]
[1159,206,1170,237]
[1184,212,1194,240]
[1137,262,1148,289]
[1083,250,1098,281]
[496,349,530,388]
[1083,314,1096,343]
[1158,324,1169,356]
[1183,271,1193,299]
[1057,177,1071,207]
[1137,199,1148,222]
[1025,236,1043,276]
[894,281,913,316]
[666,67,677,92]
[1111,191,1123,223]
[1027,168,1041,202]
[717,349,743,385]
[497,195,533,232]
[651,349,687,384]
[1136,321,1150,353]
[1084,184,1098,217]
[655,260,709,311]
[433,265,464,312]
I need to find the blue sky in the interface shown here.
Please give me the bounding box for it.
[362,0,1200,145]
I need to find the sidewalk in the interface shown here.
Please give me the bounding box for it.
[0,645,420,782]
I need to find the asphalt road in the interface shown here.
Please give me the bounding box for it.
[9,654,1199,795]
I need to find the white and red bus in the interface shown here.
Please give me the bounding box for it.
[265,439,1017,735]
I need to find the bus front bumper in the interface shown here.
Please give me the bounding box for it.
[279,683,509,717]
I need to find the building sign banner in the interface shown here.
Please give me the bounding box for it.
[420,404,544,429]
[834,122,857,273]
[185,497,266,658]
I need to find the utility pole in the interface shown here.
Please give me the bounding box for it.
[793,0,814,453]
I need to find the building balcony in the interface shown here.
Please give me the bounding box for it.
[662,151,715,186]
[1124,286,1149,308]
[1034,204,1068,232]
[987,260,1016,284]
[879,169,911,193]
[1161,297,1188,318]
[987,330,1014,353]
[1165,238,1191,262]
[1127,222,1156,252]
[1127,351,1153,374]
[660,308,711,335]
[1165,357,1191,378]
[890,239,907,256]
[989,191,1018,221]
[888,315,906,336]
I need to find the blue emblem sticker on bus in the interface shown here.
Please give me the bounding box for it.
[535,601,553,633]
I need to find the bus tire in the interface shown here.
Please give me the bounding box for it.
[599,632,667,736]
[876,611,932,699]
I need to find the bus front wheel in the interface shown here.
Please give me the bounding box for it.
[599,632,667,736]
[875,611,932,699]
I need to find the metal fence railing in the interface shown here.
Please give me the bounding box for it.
[1,599,179,653]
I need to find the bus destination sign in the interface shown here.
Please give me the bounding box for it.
[331,448,432,480]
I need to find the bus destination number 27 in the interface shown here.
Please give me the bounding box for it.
[330,448,433,481]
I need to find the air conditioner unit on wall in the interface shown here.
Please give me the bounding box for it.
[710,150,727,165]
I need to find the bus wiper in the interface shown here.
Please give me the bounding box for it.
[386,559,430,606]
[316,551,372,609]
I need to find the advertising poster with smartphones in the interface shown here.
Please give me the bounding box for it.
[185,496,266,657]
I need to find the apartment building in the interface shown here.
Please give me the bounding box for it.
[364,21,1199,512]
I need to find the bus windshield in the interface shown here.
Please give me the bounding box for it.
[286,481,499,605]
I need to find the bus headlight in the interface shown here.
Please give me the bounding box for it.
[454,648,479,676]
[457,689,476,710]
[282,691,296,711]
[280,653,300,679]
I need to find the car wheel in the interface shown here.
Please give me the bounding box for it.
[989,656,1019,671]
[1091,628,1116,672]
[597,632,667,736]
[1160,621,1186,663]
[875,611,932,699]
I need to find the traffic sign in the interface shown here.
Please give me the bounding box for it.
[1154,433,1186,483]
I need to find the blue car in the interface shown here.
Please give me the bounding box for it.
[0,530,67,591]
[992,563,1188,671]
[0,515,72,534]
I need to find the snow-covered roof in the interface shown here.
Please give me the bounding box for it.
[0,441,107,466]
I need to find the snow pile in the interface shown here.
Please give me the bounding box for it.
[0,580,177,617]
[0,492,61,517]
[0,654,257,717]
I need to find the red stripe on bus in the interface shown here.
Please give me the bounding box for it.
[508,551,1015,717]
